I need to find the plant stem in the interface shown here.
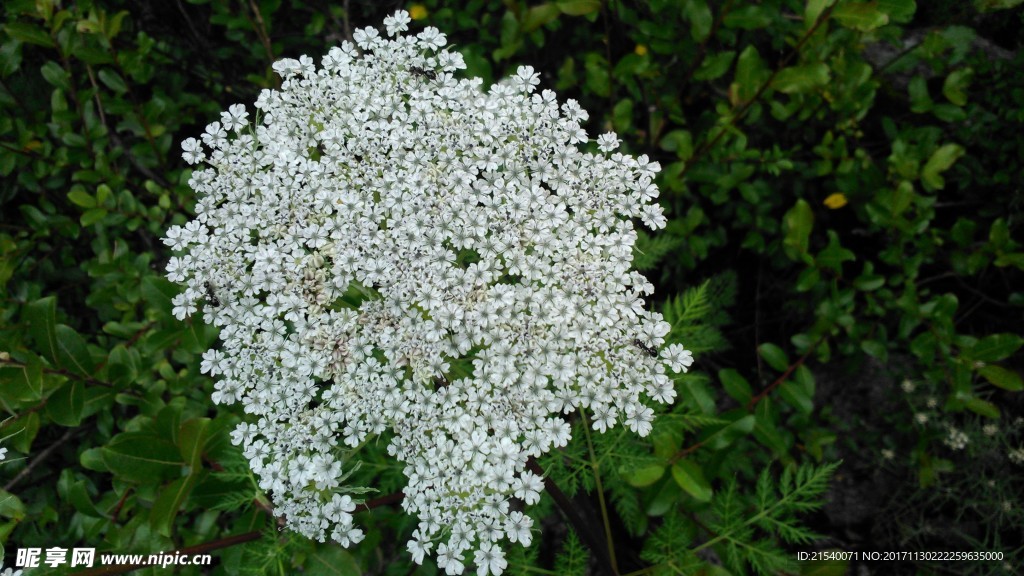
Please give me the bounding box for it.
[525,458,617,576]
[581,411,620,575]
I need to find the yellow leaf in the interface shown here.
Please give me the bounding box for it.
[409,4,428,20]
[634,44,648,56]
[824,193,848,209]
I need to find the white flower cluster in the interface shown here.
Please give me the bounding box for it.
[164,11,691,575]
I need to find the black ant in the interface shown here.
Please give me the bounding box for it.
[204,281,220,307]
[633,339,658,358]
[411,67,438,81]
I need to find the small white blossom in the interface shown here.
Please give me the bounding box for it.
[597,132,620,153]
[163,11,689,574]
[944,426,969,451]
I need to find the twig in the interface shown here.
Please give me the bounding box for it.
[681,2,837,177]
[3,428,78,492]
[69,530,264,576]
[526,458,617,576]
[746,334,825,411]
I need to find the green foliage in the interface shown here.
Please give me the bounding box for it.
[2,0,1022,574]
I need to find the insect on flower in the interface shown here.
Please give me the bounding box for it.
[634,339,658,358]
[204,281,220,307]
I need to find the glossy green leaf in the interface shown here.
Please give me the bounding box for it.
[758,343,790,372]
[921,144,965,191]
[733,45,768,103]
[81,208,108,226]
[0,490,26,521]
[150,475,199,537]
[46,380,84,426]
[779,380,813,414]
[706,413,757,450]
[26,296,58,365]
[963,397,1000,419]
[97,68,128,93]
[556,0,600,16]
[783,199,814,262]
[101,433,184,484]
[178,417,211,470]
[4,23,55,47]
[968,333,1023,363]
[978,365,1023,391]
[719,368,753,404]
[0,354,43,401]
[303,545,364,576]
[942,68,972,106]
[523,3,560,32]
[625,464,666,488]
[671,460,713,502]
[877,0,916,22]
[816,230,855,273]
[40,60,71,92]
[723,5,772,29]
[805,0,834,27]
[54,324,95,376]
[68,481,105,518]
[832,2,889,31]
[771,63,830,94]
[683,0,713,42]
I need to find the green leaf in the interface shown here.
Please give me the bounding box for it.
[142,275,180,317]
[908,76,933,113]
[46,380,84,427]
[758,343,790,371]
[556,0,601,16]
[97,68,128,94]
[853,274,885,291]
[719,368,753,404]
[832,2,889,31]
[877,0,916,22]
[67,187,96,208]
[963,397,1000,419]
[4,23,55,47]
[783,199,814,262]
[771,63,830,94]
[978,365,1023,391]
[0,354,43,401]
[68,481,105,518]
[920,144,965,191]
[26,296,58,365]
[968,333,1022,363]
[942,68,972,106]
[150,475,198,537]
[671,460,713,502]
[303,545,364,576]
[693,51,735,81]
[723,5,772,29]
[860,340,888,362]
[733,45,768,103]
[178,418,211,471]
[523,3,560,32]
[54,324,95,376]
[683,0,713,42]
[102,433,184,484]
[40,60,71,92]
[805,0,834,27]
[780,379,813,415]
[0,490,27,521]
[816,230,855,273]
[625,464,666,488]
[705,413,756,450]
[80,208,108,226]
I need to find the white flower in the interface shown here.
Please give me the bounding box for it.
[181,137,204,164]
[163,10,689,574]
[383,10,411,36]
[0,446,7,462]
[221,103,250,132]
[597,132,620,153]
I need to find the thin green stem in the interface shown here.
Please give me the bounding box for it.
[581,412,619,575]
